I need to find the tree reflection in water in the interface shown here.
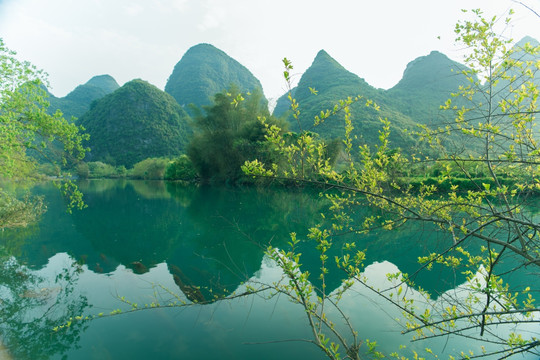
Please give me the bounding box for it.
[0,180,510,359]
[0,244,90,360]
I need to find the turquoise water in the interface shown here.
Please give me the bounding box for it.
[0,180,537,359]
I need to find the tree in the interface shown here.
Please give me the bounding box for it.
[187,86,286,181]
[0,246,90,359]
[164,154,198,181]
[0,38,87,228]
[243,9,540,359]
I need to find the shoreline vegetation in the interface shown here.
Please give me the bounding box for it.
[61,156,536,197]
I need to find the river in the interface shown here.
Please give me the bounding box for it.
[0,180,537,359]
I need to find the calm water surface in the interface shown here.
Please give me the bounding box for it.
[0,180,537,359]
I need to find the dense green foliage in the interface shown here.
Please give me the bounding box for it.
[0,49,86,178]
[76,159,172,180]
[165,43,267,113]
[187,88,285,181]
[79,79,192,168]
[130,158,170,180]
[47,75,120,121]
[76,161,126,179]
[0,38,87,226]
[165,155,198,181]
[0,190,44,229]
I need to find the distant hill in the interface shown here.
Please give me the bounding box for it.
[386,51,471,124]
[273,86,297,118]
[386,37,539,127]
[48,75,120,120]
[79,79,192,167]
[273,50,418,151]
[274,50,378,120]
[505,36,540,88]
[165,43,266,112]
[512,36,540,60]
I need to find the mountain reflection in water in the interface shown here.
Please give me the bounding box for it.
[0,180,536,359]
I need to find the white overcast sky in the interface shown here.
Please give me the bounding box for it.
[0,0,539,102]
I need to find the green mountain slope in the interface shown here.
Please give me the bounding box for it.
[500,36,540,92]
[79,79,192,167]
[273,50,417,151]
[386,37,539,156]
[273,86,297,118]
[165,43,266,111]
[512,36,540,63]
[386,51,471,124]
[454,36,540,155]
[48,75,120,120]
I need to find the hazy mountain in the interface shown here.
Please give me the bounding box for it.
[513,36,540,57]
[386,37,539,126]
[79,79,192,167]
[47,75,120,121]
[165,43,266,112]
[507,36,540,87]
[274,50,379,119]
[386,50,471,124]
[273,50,418,151]
[272,86,297,117]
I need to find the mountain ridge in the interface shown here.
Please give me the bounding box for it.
[273,48,419,151]
[50,36,538,165]
[47,75,120,120]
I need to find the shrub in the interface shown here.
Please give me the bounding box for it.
[130,158,170,180]
[87,162,116,178]
[76,162,90,179]
[165,155,198,181]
